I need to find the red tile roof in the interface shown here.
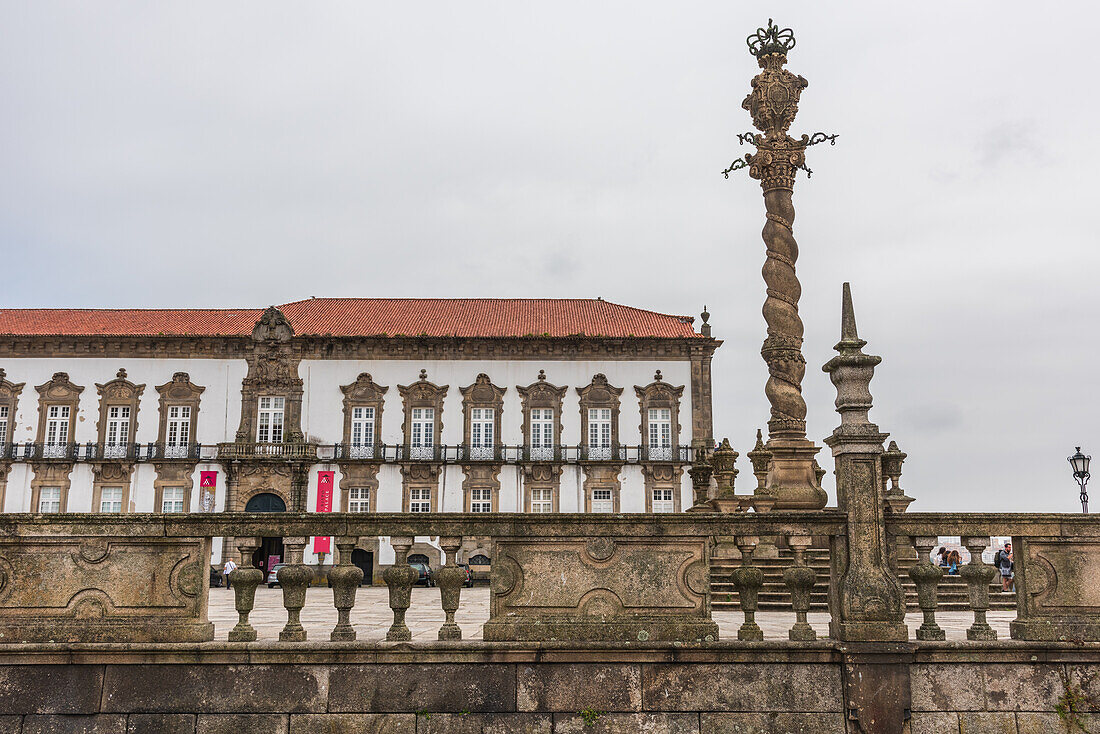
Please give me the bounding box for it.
[0,299,702,339]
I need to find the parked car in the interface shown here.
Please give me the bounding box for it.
[457,563,474,587]
[409,561,433,587]
[266,563,286,588]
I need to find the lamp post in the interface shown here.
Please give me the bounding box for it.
[1069,447,1091,513]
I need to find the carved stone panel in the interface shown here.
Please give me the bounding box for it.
[229,464,297,512]
[0,535,213,643]
[483,535,717,642]
[1011,536,1100,641]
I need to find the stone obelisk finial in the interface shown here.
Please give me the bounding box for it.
[725,20,836,509]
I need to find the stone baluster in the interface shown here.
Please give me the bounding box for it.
[434,537,465,641]
[730,536,764,641]
[961,536,997,641]
[277,536,312,642]
[783,535,816,641]
[328,536,363,641]
[384,536,418,641]
[228,538,264,642]
[908,536,945,641]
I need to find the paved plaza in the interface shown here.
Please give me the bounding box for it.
[208,585,1014,642]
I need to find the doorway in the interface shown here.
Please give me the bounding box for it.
[245,492,287,576]
[351,549,373,585]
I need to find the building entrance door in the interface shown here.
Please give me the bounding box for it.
[244,492,287,575]
[351,549,373,585]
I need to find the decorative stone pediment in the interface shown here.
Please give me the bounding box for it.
[341,373,388,403]
[36,372,83,402]
[0,369,24,406]
[577,373,623,409]
[460,374,505,406]
[252,306,294,343]
[156,372,205,403]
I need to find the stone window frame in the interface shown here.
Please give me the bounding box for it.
[397,371,448,452]
[577,374,624,457]
[459,374,505,454]
[0,369,25,448]
[401,464,440,512]
[643,464,684,513]
[34,372,84,447]
[582,465,622,513]
[461,464,500,512]
[522,464,561,513]
[634,371,685,460]
[91,463,135,514]
[517,370,567,459]
[29,464,73,513]
[95,369,145,451]
[155,372,204,450]
[235,307,304,444]
[339,464,379,513]
[153,464,195,513]
[340,373,388,453]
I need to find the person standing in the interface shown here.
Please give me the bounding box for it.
[995,543,1015,592]
[222,558,238,590]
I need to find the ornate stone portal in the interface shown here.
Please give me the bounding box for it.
[726,20,837,510]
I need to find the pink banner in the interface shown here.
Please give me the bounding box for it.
[313,471,335,554]
[199,471,217,512]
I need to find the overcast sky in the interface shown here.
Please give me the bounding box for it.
[1,2,1096,512]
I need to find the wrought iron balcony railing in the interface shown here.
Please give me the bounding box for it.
[4,441,695,465]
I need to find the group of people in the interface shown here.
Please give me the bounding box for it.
[933,543,1014,592]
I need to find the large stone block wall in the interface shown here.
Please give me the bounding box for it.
[0,647,1099,733]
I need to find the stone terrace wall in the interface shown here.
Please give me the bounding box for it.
[1,645,1099,733]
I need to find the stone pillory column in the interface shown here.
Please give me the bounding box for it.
[727,20,837,510]
[822,283,907,641]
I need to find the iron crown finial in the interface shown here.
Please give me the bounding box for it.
[746,19,796,59]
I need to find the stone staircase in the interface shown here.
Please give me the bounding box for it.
[710,547,1017,612]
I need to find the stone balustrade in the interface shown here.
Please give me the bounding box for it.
[0,511,1097,649]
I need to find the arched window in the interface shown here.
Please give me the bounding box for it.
[407,553,430,566]
[244,493,287,513]
[469,554,491,566]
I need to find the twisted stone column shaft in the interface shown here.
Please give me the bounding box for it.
[760,187,807,436]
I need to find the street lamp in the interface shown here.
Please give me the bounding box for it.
[1069,447,1091,513]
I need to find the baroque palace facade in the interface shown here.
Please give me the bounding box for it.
[0,298,718,577]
